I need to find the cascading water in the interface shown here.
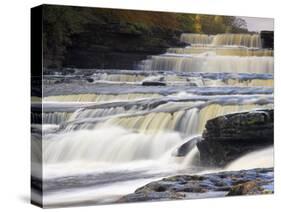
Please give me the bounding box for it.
[43,126,184,164]
[167,47,273,56]
[33,32,274,207]
[44,93,162,102]
[180,33,213,46]
[211,33,262,48]
[141,54,273,73]
[140,33,273,73]
[180,33,262,48]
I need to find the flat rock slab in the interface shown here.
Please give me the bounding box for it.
[118,168,273,203]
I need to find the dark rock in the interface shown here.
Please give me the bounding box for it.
[61,68,76,75]
[118,168,273,203]
[260,31,274,49]
[54,79,64,84]
[183,42,191,46]
[86,78,94,83]
[187,82,198,86]
[172,136,201,157]
[175,41,188,47]
[60,24,182,70]
[142,81,166,86]
[197,109,273,167]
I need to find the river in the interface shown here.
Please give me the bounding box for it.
[31,33,274,207]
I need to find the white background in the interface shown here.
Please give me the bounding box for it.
[0,0,279,211]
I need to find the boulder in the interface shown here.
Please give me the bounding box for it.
[197,109,273,167]
[172,135,201,157]
[86,78,94,83]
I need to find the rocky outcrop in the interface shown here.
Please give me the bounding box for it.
[63,25,184,69]
[197,109,273,167]
[261,31,274,49]
[118,168,273,203]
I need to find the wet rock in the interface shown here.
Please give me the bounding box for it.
[172,136,201,157]
[118,168,273,203]
[54,79,64,84]
[142,81,166,86]
[86,78,94,83]
[61,68,76,75]
[197,109,273,167]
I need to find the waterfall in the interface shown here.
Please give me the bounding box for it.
[63,100,272,135]
[39,102,273,177]
[43,126,184,164]
[180,33,213,45]
[40,112,72,124]
[141,55,273,73]
[141,33,272,73]
[70,107,129,120]
[211,33,262,48]
[37,30,274,206]
[44,93,162,102]
[167,47,273,56]
[48,71,272,87]
[180,33,262,48]
[111,103,272,135]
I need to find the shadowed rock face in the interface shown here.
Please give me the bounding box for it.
[118,168,273,203]
[197,109,273,167]
[261,31,274,49]
[64,27,184,69]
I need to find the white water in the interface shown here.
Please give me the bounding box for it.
[180,33,262,48]
[226,147,274,171]
[43,126,184,164]
[167,47,273,56]
[141,33,273,73]
[180,33,213,46]
[142,55,273,73]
